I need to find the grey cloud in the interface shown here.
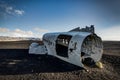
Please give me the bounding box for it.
[0,27,10,32]
[14,10,24,15]
[0,1,25,19]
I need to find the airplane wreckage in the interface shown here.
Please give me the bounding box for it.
[29,25,103,70]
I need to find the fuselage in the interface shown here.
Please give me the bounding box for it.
[42,32,103,67]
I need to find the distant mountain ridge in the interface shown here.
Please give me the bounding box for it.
[0,36,41,41]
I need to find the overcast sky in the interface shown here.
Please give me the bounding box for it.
[0,0,120,40]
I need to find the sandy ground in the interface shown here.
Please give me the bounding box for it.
[0,40,43,49]
[103,41,120,56]
[0,41,119,80]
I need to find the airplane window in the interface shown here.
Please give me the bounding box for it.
[56,35,72,57]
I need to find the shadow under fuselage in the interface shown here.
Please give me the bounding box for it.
[0,49,82,75]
